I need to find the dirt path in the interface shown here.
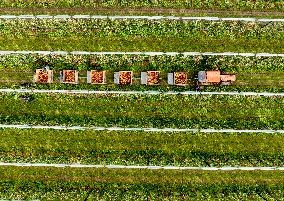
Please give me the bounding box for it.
[0,7,283,17]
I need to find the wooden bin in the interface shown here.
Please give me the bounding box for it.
[114,71,133,85]
[174,72,188,85]
[141,71,160,85]
[34,69,53,83]
[62,70,79,84]
[168,72,188,86]
[87,70,106,84]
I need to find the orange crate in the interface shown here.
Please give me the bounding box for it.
[147,71,160,85]
[34,69,53,83]
[89,70,106,84]
[62,70,79,84]
[119,71,133,85]
[174,72,188,85]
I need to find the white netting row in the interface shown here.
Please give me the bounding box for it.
[0,15,284,22]
[0,89,283,97]
[0,124,283,133]
[0,162,283,170]
[0,51,283,57]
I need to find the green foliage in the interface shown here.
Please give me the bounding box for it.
[0,93,283,129]
[0,19,284,52]
[0,166,284,200]
[0,0,284,11]
[1,19,284,40]
[1,53,284,73]
[0,129,284,166]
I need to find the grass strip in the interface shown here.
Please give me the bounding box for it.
[0,93,283,129]
[0,7,283,18]
[0,128,284,167]
[1,82,284,93]
[1,54,284,73]
[1,19,283,40]
[2,34,284,53]
[1,19,284,52]
[0,166,283,200]
[0,0,284,11]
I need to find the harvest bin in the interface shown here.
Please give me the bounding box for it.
[87,70,106,84]
[141,71,160,85]
[34,69,53,83]
[114,71,133,85]
[168,72,188,86]
[60,70,79,84]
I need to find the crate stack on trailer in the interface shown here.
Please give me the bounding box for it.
[34,69,236,86]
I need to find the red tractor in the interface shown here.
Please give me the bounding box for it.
[198,70,236,85]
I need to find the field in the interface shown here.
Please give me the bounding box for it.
[0,0,283,199]
[0,54,284,92]
[0,93,283,129]
[1,0,284,12]
[1,18,284,52]
[1,128,284,167]
[1,167,284,200]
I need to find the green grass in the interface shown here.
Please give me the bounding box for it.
[1,52,284,73]
[0,93,283,129]
[2,19,283,40]
[2,36,284,53]
[1,19,284,53]
[0,0,284,11]
[0,128,284,167]
[0,166,284,200]
[237,73,284,87]
[0,7,284,19]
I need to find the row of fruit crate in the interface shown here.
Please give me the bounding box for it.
[34,69,188,85]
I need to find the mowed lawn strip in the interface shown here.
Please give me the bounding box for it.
[0,7,284,18]
[0,93,283,129]
[1,54,284,73]
[0,166,284,200]
[1,128,284,166]
[2,36,284,54]
[0,0,284,11]
[1,19,284,52]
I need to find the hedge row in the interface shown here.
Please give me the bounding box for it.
[0,93,283,129]
[1,129,284,166]
[1,54,284,73]
[0,167,283,200]
[0,0,283,11]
